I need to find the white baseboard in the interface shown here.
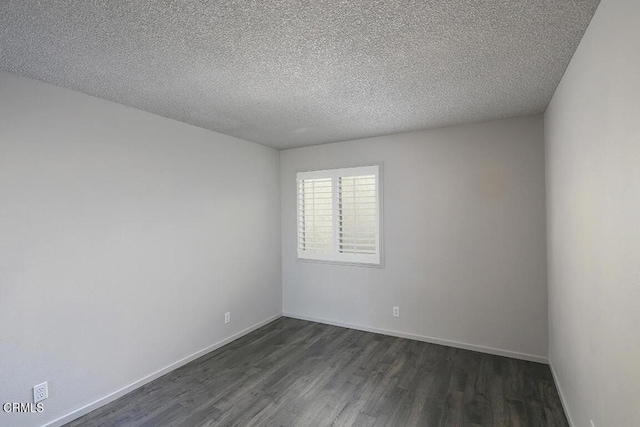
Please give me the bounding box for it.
[549,359,574,427]
[283,312,549,364]
[43,313,282,427]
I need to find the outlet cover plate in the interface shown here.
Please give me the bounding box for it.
[33,382,48,403]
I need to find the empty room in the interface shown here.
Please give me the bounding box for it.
[1,0,638,426]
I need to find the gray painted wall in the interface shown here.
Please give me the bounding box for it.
[545,0,640,425]
[281,116,549,361]
[0,71,282,427]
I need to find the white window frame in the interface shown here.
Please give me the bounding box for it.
[296,164,383,267]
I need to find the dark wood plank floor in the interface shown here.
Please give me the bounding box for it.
[66,317,568,427]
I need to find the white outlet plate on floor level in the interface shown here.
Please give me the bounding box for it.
[33,382,48,403]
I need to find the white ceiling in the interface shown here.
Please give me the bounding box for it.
[0,1,600,149]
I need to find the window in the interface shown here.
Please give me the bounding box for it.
[297,165,382,266]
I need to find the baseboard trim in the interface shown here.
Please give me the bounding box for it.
[283,312,548,364]
[43,313,282,427]
[549,359,574,426]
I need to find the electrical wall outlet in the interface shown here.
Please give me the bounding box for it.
[33,382,48,403]
[393,306,400,317]
[225,312,231,324]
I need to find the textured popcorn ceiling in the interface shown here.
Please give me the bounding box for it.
[0,1,600,149]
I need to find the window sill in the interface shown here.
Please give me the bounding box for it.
[295,257,384,269]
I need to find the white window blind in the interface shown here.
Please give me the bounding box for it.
[297,165,381,265]
[298,177,333,256]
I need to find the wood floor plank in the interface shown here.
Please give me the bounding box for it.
[66,317,569,427]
